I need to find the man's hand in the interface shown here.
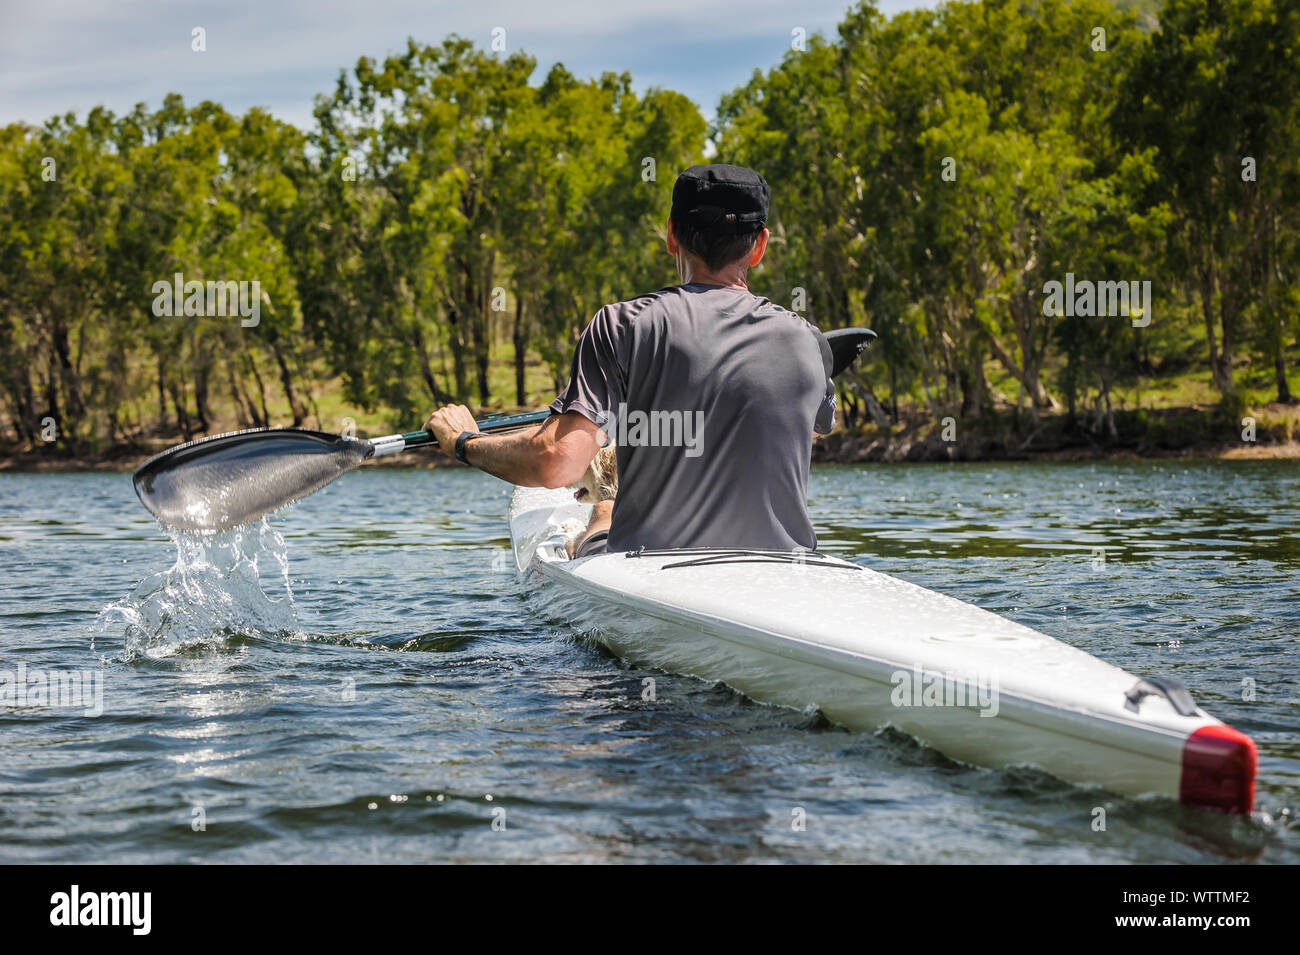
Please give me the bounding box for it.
[423,404,479,457]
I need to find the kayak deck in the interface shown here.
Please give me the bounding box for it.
[508,486,1256,812]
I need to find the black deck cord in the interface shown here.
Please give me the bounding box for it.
[625,547,862,571]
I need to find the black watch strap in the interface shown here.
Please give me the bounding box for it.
[454,431,488,465]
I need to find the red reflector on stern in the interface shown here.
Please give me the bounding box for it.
[1180,724,1256,814]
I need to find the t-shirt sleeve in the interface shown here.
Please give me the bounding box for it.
[548,306,624,428]
[815,389,837,435]
[811,323,836,435]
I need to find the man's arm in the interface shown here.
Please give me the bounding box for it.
[423,404,603,488]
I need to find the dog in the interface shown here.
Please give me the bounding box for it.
[574,444,618,505]
[564,444,617,557]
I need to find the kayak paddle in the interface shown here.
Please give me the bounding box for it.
[134,327,876,533]
[824,327,877,374]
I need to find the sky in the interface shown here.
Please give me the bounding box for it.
[0,0,929,133]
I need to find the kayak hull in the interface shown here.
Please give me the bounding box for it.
[509,486,1255,812]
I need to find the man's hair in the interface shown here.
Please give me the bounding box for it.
[672,216,760,272]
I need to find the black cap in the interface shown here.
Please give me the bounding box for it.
[670,164,769,235]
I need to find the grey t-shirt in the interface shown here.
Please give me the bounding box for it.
[548,283,835,552]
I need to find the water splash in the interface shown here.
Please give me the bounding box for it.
[93,518,299,660]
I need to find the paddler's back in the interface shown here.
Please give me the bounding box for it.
[549,282,832,552]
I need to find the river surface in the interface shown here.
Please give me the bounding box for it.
[1,460,1296,863]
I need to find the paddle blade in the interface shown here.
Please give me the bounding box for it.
[133,428,372,533]
[826,328,877,377]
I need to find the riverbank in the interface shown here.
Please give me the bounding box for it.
[3,403,1298,472]
[811,403,1300,463]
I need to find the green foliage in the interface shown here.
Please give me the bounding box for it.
[716,0,1298,437]
[0,2,1296,453]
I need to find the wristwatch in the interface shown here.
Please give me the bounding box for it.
[454,430,488,465]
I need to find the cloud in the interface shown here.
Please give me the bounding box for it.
[0,0,927,130]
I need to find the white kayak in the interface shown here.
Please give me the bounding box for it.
[509,485,1256,813]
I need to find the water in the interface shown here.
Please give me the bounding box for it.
[0,461,1296,863]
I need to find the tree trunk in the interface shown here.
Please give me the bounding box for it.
[270,342,305,426]
[51,322,87,418]
[839,383,860,429]
[1217,285,1237,397]
[44,354,62,436]
[1199,262,1234,395]
[472,323,491,405]
[412,324,455,405]
[228,365,254,428]
[19,370,37,441]
[445,307,470,399]
[958,361,986,418]
[244,350,270,427]
[156,356,168,432]
[467,265,492,406]
[1275,314,1293,403]
[956,324,988,419]
[170,382,191,439]
[3,385,34,442]
[513,296,529,407]
[985,327,1058,411]
[194,365,212,433]
[889,362,899,422]
[860,384,891,428]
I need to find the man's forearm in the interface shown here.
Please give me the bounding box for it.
[427,406,599,487]
[462,425,548,485]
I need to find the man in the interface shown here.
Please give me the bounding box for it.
[424,163,836,556]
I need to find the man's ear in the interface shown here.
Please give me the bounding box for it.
[748,228,769,267]
[666,218,679,254]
